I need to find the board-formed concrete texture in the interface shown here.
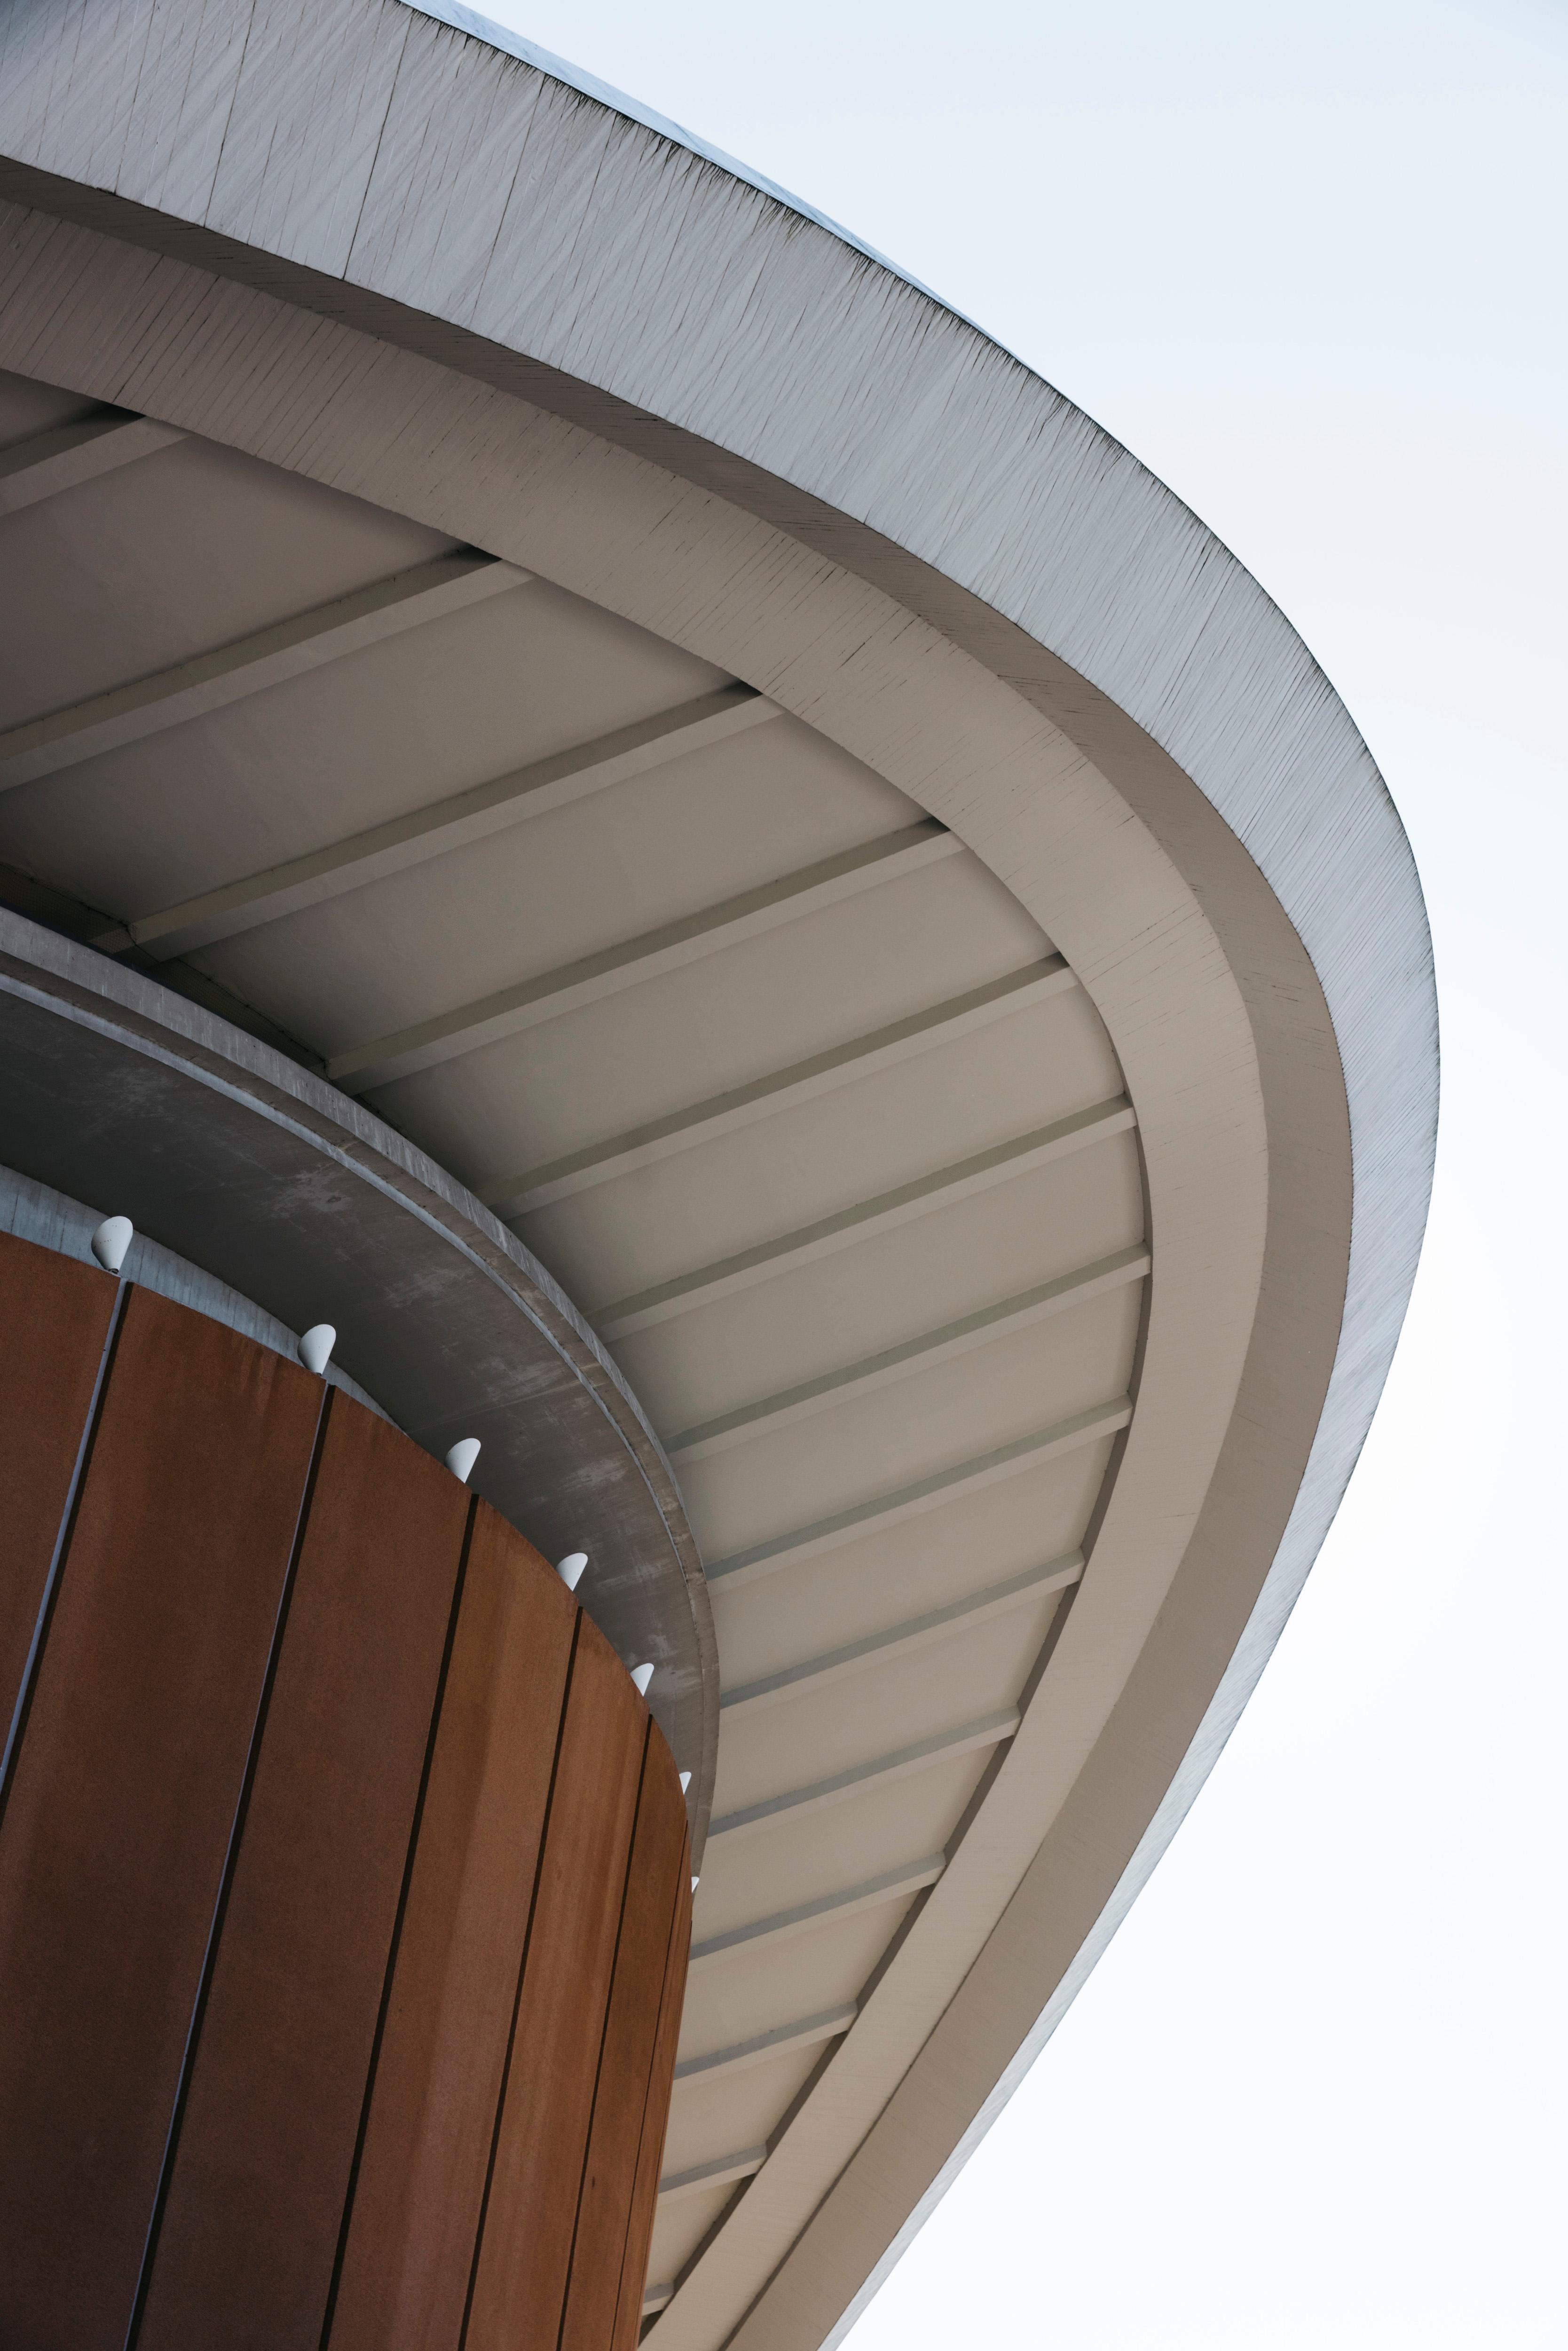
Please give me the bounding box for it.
[0,4,1437,2344]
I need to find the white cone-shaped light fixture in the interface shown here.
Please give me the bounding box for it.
[298,1323,336,1375]
[679,1771,691,1793]
[691,1877,700,1892]
[90,1215,133,1273]
[445,1437,481,1484]
[555,1552,588,1592]
[630,1662,654,1697]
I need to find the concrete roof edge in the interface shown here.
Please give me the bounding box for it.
[392,0,956,311]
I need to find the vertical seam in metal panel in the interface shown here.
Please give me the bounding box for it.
[556,1715,654,2351]
[0,1273,129,1833]
[123,1381,336,2351]
[459,1605,584,2351]
[318,1489,480,2350]
[611,1828,687,2350]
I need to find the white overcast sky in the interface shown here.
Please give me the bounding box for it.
[460,3,1566,2340]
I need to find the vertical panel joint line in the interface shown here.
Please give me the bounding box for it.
[611,1775,688,2345]
[556,1719,654,2351]
[318,1493,481,2349]
[0,1278,131,1831]
[458,1606,585,2351]
[123,1385,336,2351]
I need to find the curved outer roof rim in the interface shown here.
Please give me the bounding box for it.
[397,0,960,316]
[375,7,1437,1762]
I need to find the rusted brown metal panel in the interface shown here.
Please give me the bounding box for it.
[0,1229,115,1733]
[0,1287,322,2351]
[137,1396,470,2351]
[465,1619,648,2351]
[612,1837,694,2351]
[562,1732,690,2351]
[0,1250,674,2351]
[327,1504,577,2351]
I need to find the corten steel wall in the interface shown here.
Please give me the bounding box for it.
[0,1225,691,2351]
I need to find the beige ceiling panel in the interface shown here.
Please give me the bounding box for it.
[584,1127,1134,1363]
[0,575,724,915]
[0,433,451,732]
[195,744,947,1061]
[611,1132,1145,1412]
[666,1246,1147,1473]
[355,820,1020,1090]
[519,979,1111,1312]
[0,368,96,446]
[661,2047,826,2182]
[478,975,1076,1226]
[648,2186,737,2290]
[0,583,567,914]
[377,852,1048,1195]
[696,1756,991,1941]
[711,1442,1111,1680]
[675,1903,919,2062]
[299,692,921,985]
[681,1286,1140,1565]
[711,1599,1062,1819]
[544,984,1112,1308]
[542,699,922,851]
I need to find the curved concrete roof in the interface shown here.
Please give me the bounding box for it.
[0,3,1436,2344]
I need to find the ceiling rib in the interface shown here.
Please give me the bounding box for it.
[0,408,185,516]
[667,1245,1150,1460]
[593,1096,1138,1337]
[0,552,526,789]
[112,684,778,959]
[659,2148,768,2203]
[674,2005,859,2087]
[688,1856,947,1976]
[481,960,1073,1218]
[705,1396,1132,1592]
[704,1711,1022,1850]
[718,1553,1085,1723]
[327,821,961,1091]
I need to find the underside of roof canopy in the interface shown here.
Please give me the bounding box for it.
[0,4,1436,2345]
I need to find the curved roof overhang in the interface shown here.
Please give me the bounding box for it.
[0,5,1436,2345]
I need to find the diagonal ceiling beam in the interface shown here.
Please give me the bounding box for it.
[483,958,1073,1219]
[704,1395,1132,1592]
[0,551,527,787]
[113,683,778,960]
[0,408,185,517]
[704,1711,1021,1851]
[326,820,961,1093]
[658,2148,767,2203]
[673,2004,858,2088]
[717,1552,1085,1721]
[687,1855,946,1976]
[667,1244,1150,1461]
[593,1095,1137,1339]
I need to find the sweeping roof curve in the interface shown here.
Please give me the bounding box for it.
[0,5,1438,2343]
[397,0,953,307]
